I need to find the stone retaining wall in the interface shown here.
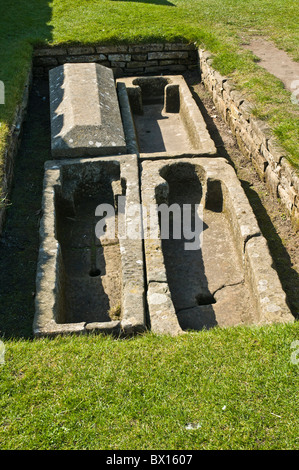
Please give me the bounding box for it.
[198,49,299,224]
[33,43,198,78]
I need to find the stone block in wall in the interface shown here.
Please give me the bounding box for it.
[234,126,255,161]
[148,51,188,60]
[34,47,67,57]
[265,165,279,197]
[278,184,296,213]
[128,44,163,53]
[222,79,235,94]
[108,53,131,62]
[230,89,245,107]
[126,61,157,68]
[67,46,95,55]
[164,43,195,51]
[250,118,273,147]
[144,64,186,74]
[280,158,299,194]
[123,68,144,75]
[239,100,254,122]
[96,45,128,54]
[230,102,242,121]
[252,150,269,179]
[111,61,126,68]
[131,54,147,61]
[60,55,101,64]
[159,59,176,66]
[267,137,285,164]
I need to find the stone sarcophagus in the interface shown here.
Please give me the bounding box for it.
[34,154,145,337]
[49,63,127,158]
[33,64,294,337]
[116,75,217,158]
[141,157,294,335]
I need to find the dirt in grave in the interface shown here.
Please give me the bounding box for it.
[0,70,298,338]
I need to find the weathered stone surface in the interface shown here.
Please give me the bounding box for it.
[128,44,163,53]
[34,154,146,337]
[34,47,68,57]
[164,43,196,51]
[245,236,294,324]
[131,54,147,61]
[49,63,126,157]
[60,55,100,64]
[108,54,131,62]
[67,46,95,55]
[147,282,183,336]
[96,45,128,54]
[141,157,293,334]
[117,75,217,157]
[148,51,188,60]
[85,321,121,334]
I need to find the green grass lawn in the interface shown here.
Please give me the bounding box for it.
[0,0,299,450]
[1,325,299,450]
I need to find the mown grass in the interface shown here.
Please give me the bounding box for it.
[0,324,299,450]
[0,0,299,450]
[0,0,299,176]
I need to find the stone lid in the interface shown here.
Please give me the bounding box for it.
[49,63,126,157]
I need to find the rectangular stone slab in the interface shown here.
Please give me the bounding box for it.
[49,63,126,157]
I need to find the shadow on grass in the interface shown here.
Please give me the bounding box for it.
[111,0,176,6]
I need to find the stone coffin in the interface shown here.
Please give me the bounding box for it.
[141,157,294,335]
[116,75,217,158]
[49,63,127,158]
[34,154,145,337]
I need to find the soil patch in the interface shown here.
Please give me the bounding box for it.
[243,37,299,98]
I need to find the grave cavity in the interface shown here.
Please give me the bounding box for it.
[116,75,217,158]
[141,157,293,335]
[34,155,145,337]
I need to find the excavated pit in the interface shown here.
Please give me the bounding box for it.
[141,158,293,335]
[116,75,217,158]
[54,165,122,325]
[34,154,145,337]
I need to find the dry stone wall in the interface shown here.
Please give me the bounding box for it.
[198,49,299,224]
[33,43,198,78]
